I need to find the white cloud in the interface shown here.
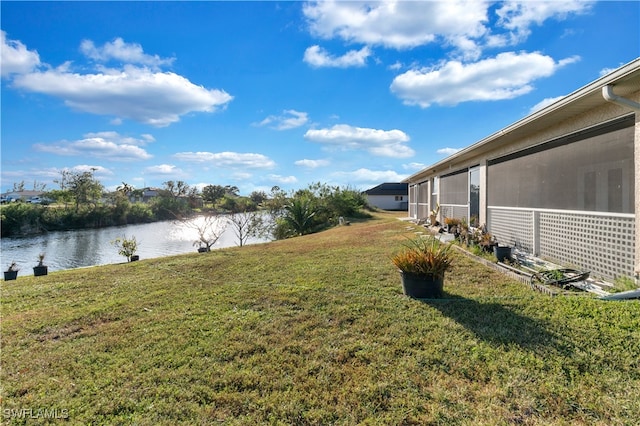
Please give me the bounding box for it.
[303,0,487,54]
[402,162,426,171]
[495,1,593,44]
[80,38,175,68]
[332,168,408,184]
[13,65,233,127]
[268,174,298,184]
[1,31,41,77]
[388,61,403,71]
[173,151,276,169]
[437,148,462,156]
[144,164,183,176]
[303,45,371,68]
[304,124,413,158]
[529,95,565,114]
[391,52,579,108]
[82,131,155,146]
[295,159,330,169]
[33,132,153,161]
[1,165,114,190]
[256,109,309,130]
[4,37,232,127]
[68,165,113,177]
[304,1,591,60]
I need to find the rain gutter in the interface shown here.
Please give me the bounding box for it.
[602,85,640,111]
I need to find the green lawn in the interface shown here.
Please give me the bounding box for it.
[2,212,639,425]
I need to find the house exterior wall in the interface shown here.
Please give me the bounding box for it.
[366,194,407,211]
[407,82,639,282]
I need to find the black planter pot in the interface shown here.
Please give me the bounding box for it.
[400,271,444,299]
[482,242,496,253]
[494,245,512,262]
[33,265,48,276]
[4,270,18,281]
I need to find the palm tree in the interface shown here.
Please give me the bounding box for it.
[283,198,316,236]
[116,182,134,195]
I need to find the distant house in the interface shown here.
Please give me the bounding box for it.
[141,187,161,203]
[404,58,640,283]
[127,187,203,208]
[1,190,45,202]
[363,183,408,211]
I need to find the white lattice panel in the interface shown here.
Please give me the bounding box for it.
[487,209,534,252]
[441,205,468,222]
[539,213,635,281]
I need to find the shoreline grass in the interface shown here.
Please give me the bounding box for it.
[2,212,639,425]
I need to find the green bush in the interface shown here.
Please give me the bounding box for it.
[1,203,43,236]
[127,203,154,223]
[150,197,189,220]
[270,183,371,239]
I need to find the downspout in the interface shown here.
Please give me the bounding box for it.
[602,85,640,111]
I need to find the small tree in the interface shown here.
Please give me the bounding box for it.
[226,210,266,247]
[56,169,104,211]
[185,214,227,252]
[202,184,227,205]
[111,235,138,262]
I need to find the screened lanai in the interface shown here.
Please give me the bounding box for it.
[405,58,640,282]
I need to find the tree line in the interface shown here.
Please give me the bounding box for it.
[1,170,372,239]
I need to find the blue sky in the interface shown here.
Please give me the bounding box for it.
[1,1,638,195]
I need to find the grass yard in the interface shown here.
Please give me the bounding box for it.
[2,212,639,425]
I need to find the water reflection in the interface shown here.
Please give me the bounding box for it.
[1,215,270,275]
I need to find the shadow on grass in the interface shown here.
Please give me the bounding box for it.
[421,292,569,353]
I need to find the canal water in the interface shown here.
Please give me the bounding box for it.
[1,216,271,276]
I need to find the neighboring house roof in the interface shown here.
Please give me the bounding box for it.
[363,182,408,196]
[404,57,640,183]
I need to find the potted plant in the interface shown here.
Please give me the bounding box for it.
[479,230,496,253]
[111,235,139,262]
[4,262,19,281]
[33,253,48,276]
[391,236,452,298]
[494,244,512,262]
[444,217,461,235]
